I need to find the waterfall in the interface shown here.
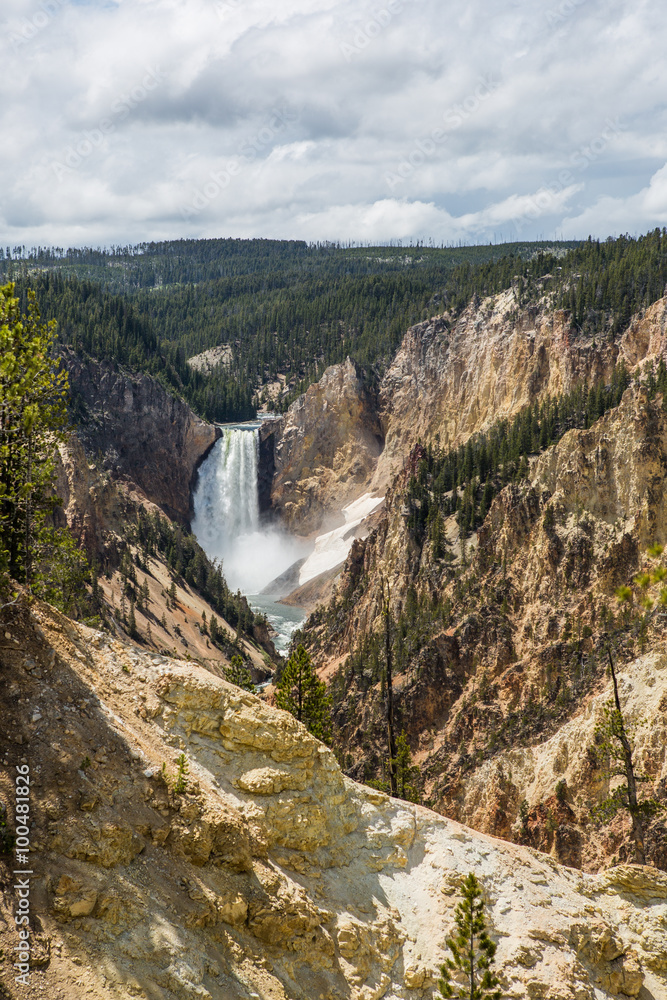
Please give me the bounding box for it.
[191,424,308,597]
[193,427,260,548]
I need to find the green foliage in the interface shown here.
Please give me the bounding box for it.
[0,282,68,589]
[438,873,502,1000]
[394,730,422,802]
[173,753,189,794]
[592,701,661,824]
[5,237,579,425]
[550,229,667,334]
[224,653,255,692]
[33,522,93,618]
[592,558,666,863]
[365,730,421,802]
[276,644,332,744]
[340,591,452,694]
[127,597,138,639]
[0,282,97,618]
[124,508,259,641]
[5,231,667,432]
[13,274,254,423]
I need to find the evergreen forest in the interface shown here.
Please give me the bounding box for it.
[2,230,667,423]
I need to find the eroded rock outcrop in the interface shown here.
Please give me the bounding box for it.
[1,598,667,1000]
[373,292,667,490]
[272,294,667,534]
[270,357,384,533]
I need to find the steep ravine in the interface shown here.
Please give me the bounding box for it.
[1,596,666,1000]
[300,385,667,872]
[64,351,220,525]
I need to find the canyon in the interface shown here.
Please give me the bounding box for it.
[265,288,667,875]
[3,279,667,1000]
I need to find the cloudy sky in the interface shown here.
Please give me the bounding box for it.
[2,0,666,248]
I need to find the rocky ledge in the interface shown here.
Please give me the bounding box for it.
[0,598,666,1000]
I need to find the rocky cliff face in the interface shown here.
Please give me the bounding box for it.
[271,294,667,532]
[53,354,273,670]
[1,595,666,1000]
[373,292,667,490]
[302,386,667,870]
[269,358,384,534]
[64,351,219,524]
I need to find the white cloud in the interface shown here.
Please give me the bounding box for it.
[1,0,666,246]
[561,162,667,237]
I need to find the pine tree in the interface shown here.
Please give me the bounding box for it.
[594,549,666,863]
[127,598,138,639]
[173,753,189,794]
[0,282,69,595]
[224,653,255,692]
[276,644,332,744]
[393,729,421,803]
[593,647,662,865]
[438,873,501,1000]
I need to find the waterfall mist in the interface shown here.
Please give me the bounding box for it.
[191,426,308,596]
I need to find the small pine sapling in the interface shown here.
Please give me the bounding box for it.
[173,753,189,794]
[276,644,332,744]
[438,872,502,1000]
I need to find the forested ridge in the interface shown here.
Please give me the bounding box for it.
[1,237,574,421]
[12,274,255,423]
[3,231,667,423]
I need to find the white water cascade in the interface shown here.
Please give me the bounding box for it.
[191,424,309,649]
[192,426,261,560]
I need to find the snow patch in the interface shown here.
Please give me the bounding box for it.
[298,493,384,586]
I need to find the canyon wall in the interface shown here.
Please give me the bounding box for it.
[301,385,667,870]
[64,350,220,524]
[269,357,384,534]
[374,292,667,489]
[270,293,667,532]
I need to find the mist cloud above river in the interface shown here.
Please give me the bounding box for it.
[198,524,309,596]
